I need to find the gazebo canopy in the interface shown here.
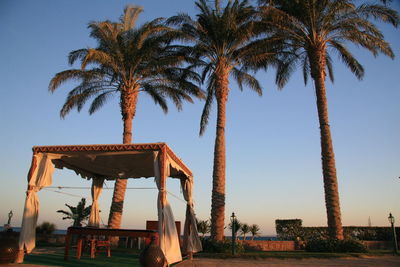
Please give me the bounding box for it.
[18,142,201,265]
[31,143,192,181]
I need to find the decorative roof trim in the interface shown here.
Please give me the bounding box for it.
[32,143,165,153]
[165,145,192,177]
[32,142,193,177]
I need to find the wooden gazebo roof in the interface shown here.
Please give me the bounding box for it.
[31,142,192,180]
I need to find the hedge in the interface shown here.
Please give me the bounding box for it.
[276,219,400,241]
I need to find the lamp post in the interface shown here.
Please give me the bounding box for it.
[231,212,236,255]
[388,213,398,254]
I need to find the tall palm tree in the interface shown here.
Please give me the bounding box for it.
[49,6,203,230]
[258,0,399,239]
[167,0,279,241]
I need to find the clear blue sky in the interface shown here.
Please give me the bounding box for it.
[0,0,399,236]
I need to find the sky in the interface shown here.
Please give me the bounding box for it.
[0,0,399,236]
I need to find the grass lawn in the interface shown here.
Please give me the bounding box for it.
[23,247,141,267]
[21,246,397,266]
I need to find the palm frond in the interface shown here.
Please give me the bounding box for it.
[326,53,334,83]
[199,77,216,136]
[329,40,364,79]
[356,4,399,27]
[89,91,115,114]
[122,5,143,30]
[231,67,262,95]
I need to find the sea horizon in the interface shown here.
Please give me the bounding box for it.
[1,226,277,240]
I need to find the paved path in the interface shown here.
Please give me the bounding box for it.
[175,256,400,267]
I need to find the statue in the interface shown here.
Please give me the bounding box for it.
[7,211,13,226]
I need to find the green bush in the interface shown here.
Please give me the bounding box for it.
[36,222,56,235]
[305,239,367,253]
[201,238,244,254]
[275,219,399,241]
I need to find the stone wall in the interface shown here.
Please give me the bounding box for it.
[242,240,395,251]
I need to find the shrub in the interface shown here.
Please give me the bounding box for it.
[36,222,56,235]
[275,219,399,241]
[201,238,244,254]
[305,239,367,253]
[275,219,302,240]
[336,239,368,253]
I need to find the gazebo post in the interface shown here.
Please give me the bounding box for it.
[159,146,167,209]
[157,145,168,250]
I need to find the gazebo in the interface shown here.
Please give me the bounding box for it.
[17,143,202,264]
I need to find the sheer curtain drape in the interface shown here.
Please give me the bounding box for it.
[88,178,104,227]
[18,153,61,259]
[153,152,182,264]
[181,178,202,254]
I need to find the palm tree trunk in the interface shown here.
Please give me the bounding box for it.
[309,47,344,240]
[210,65,229,241]
[108,88,138,231]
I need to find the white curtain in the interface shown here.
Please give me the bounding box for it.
[88,177,104,227]
[181,178,202,254]
[18,153,60,256]
[153,152,182,264]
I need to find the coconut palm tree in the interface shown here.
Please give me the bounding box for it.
[167,0,280,241]
[56,198,92,227]
[258,0,399,239]
[240,223,250,241]
[49,6,203,230]
[249,224,261,240]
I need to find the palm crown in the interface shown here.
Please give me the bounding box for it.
[259,0,398,86]
[49,5,203,126]
[168,0,269,134]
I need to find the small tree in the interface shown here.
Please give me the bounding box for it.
[196,219,211,237]
[57,198,92,227]
[249,224,261,240]
[228,219,242,240]
[240,223,250,241]
[36,222,56,235]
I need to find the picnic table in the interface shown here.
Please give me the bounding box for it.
[64,226,159,260]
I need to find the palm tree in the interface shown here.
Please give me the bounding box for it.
[49,6,203,230]
[168,0,279,241]
[258,0,399,239]
[240,223,250,241]
[196,219,211,237]
[228,218,242,241]
[249,224,261,240]
[57,198,92,227]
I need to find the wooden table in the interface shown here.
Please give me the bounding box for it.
[64,226,159,260]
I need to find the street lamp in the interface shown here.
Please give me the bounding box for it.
[231,212,236,255]
[388,213,398,254]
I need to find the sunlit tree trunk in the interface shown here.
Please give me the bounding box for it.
[210,63,229,241]
[309,46,344,240]
[108,87,139,231]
